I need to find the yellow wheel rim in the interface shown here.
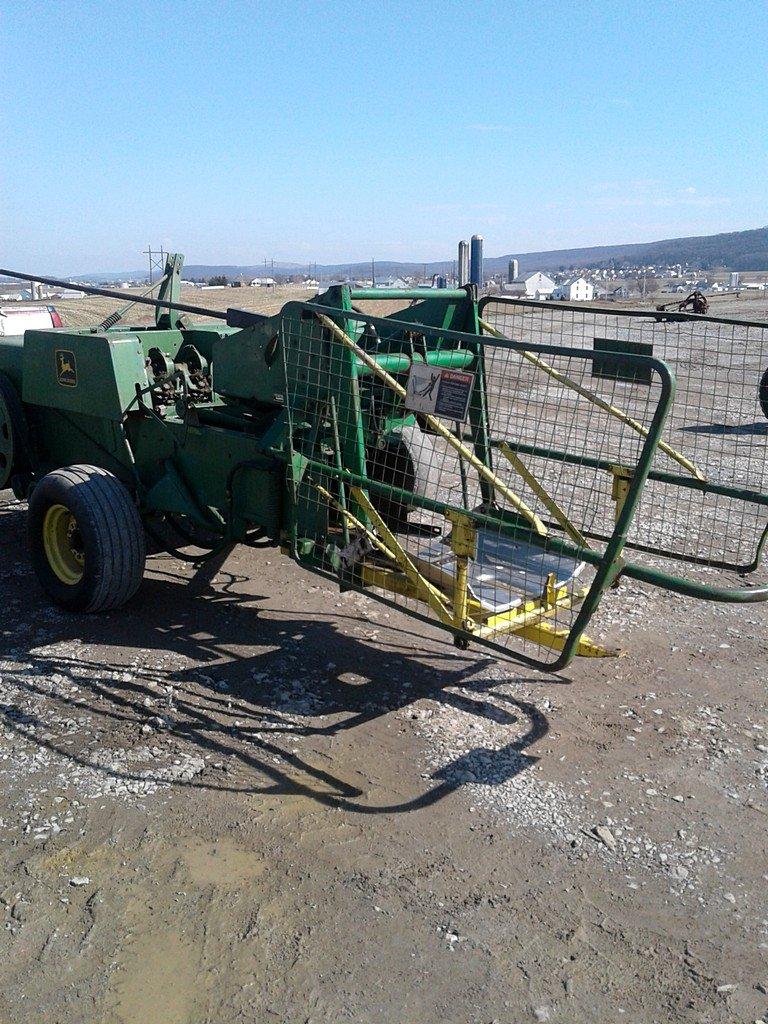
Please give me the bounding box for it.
[42,503,85,585]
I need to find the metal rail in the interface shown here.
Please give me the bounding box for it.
[479,293,768,331]
[350,288,470,301]
[479,315,704,480]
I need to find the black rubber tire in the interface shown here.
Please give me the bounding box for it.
[367,424,439,523]
[0,372,31,493]
[28,465,146,612]
[759,366,768,420]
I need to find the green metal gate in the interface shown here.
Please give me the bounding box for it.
[479,295,768,602]
[277,300,680,668]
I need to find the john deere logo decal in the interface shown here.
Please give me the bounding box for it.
[55,349,77,387]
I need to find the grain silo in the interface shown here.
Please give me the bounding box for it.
[508,258,519,283]
[470,235,484,288]
[458,240,469,286]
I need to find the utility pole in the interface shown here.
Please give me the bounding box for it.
[371,258,376,288]
[144,245,166,284]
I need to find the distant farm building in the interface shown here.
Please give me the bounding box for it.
[553,277,594,302]
[375,277,409,289]
[250,278,276,288]
[506,271,555,300]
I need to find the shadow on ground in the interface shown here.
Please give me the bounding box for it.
[1,498,556,817]
[680,419,768,435]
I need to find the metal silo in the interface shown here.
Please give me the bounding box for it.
[508,258,519,283]
[470,234,484,288]
[458,240,469,286]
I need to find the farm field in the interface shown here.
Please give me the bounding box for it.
[50,283,318,329]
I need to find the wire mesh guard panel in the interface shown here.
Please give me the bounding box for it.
[481,298,768,581]
[279,303,669,664]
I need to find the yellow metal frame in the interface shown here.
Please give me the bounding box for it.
[310,315,620,657]
[315,483,613,657]
[498,442,590,548]
[609,464,634,524]
[350,486,455,626]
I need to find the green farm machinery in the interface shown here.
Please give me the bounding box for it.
[0,255,767,669]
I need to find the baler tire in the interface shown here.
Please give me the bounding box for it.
[759,366,768,420]
[28,465,146,612]
[367,425,439,524]
[0,372,31,493]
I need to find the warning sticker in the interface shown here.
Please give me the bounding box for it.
[405,365,475,422]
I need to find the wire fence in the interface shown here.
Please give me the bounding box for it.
[480,297,768,578]
[278,301,671,665]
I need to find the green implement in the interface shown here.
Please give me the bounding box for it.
[0,254,766,669]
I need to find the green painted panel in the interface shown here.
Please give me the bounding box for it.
[0,337,24,388]
[22,330,149,420]
[211,319,285,402]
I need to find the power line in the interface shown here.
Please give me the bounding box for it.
[143,245,166,284]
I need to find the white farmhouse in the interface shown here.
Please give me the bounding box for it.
[505,271,556,299]
[552,277,594,302]
[375,277,409,289]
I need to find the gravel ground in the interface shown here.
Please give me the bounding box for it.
[1,485,766,1024]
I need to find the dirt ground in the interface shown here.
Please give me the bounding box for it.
[0,287,766,1023]
[0,484,766,1024]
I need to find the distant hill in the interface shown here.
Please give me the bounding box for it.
[182,226,768,280]
[482,225,768,275]
[40,224,768,282]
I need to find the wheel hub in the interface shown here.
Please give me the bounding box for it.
[43,504,85,585]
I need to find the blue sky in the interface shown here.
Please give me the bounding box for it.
[1,0,766,273]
